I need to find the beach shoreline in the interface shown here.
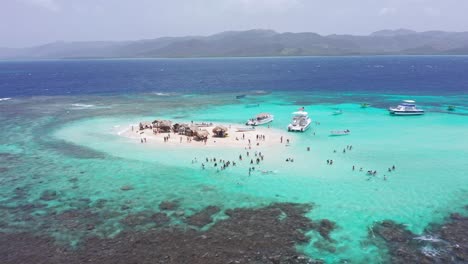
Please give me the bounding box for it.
[120,121,296,149]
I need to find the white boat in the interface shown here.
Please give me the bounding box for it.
[287,110,312,132]
[246,113,274,126]
[332,109,343,115]
[236,127,256,132]
[388,100,424,115]
[330,129,350,136]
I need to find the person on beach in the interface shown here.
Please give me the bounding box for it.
[392,165,395,170]
[239,155,242,161]
[352,165,355,171]
[140,138,143,143]
[307,147,310,151]
[280,136,283,143]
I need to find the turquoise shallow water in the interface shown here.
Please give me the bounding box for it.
[1,91,467,263]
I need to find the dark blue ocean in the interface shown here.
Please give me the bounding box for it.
[1,56,468,97]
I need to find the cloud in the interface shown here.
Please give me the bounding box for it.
[424,7,441,17]
[23,0,60,12]
[235,0,301,13]
[378,7,397,16]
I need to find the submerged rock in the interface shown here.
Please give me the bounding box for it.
[186,206,220,227]
[40,190,57,201]
[151,212,170,226]
[120,185,133,191]
[317,219,336,240]
[159,200,179,211]
[0,202,323,264]
[121,212,156,227]
[370,211,468,263]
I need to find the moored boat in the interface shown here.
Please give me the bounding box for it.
[388,100,424,115]
[236,127,256,132]
[246,113,274,126]
[330,129,350,136]
[287,108,312,132]
[361,103,370,108]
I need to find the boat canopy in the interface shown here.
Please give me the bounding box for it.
[292,111,308,116]
[256,113,270,118]
[403,100,416,103]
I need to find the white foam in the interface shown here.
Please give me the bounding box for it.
[0,97,12,101]
[71,103,94,108]
[414,235,442,242]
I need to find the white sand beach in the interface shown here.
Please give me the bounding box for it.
[120,122,295,149]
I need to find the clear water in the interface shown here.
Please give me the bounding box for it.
[0,57,467,263]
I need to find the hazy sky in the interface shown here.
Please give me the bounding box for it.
[1,0,467,48]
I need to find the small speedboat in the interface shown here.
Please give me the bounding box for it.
[330,129,350,136]
[332,109,343,115]
[389,100,424,115]
[246,113,274,126]
[236,94,246,99]
[361,103,370,108]
[236,127,255,132]
[447,105,456,111]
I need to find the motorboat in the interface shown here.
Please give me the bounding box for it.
[330,129,350,136]
[287,110,312,132]
[447,105,456,111]
[360,103,370,108]
[388,100,424,115]
[332,109,343,115]
[236,127,255,132]
[246,113,274,126]
[236,94,246,99]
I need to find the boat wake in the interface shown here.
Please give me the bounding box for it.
[152,92,178,97]
[70,103,95,109]
[0,97,12,102]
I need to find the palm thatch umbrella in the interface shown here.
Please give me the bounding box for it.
[212,125,228,137]
[154,120,173,132]
[194,129,209,141]
[139,121,152,130]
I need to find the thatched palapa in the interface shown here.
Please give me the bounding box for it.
[139,122,153,130]
[194,129,209,141]
[153,120,173,132]
[178,124,198,136]
[212,125,228,137]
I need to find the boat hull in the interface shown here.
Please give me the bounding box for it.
[288,119,312,132]
[389,110,425,115]
[245,117,274,126]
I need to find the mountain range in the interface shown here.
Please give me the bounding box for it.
[2,29,468,59]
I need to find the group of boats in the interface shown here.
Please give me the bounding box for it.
[242,108,313,133]
[238,99,434,135]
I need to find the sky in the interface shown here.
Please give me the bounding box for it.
[1,0,467,48]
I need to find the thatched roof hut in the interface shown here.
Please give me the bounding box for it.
[153,120,173,132]
[178,124,198,136]
[194,129,209,141]
[212,125,228,137]
[139,121,153,130]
